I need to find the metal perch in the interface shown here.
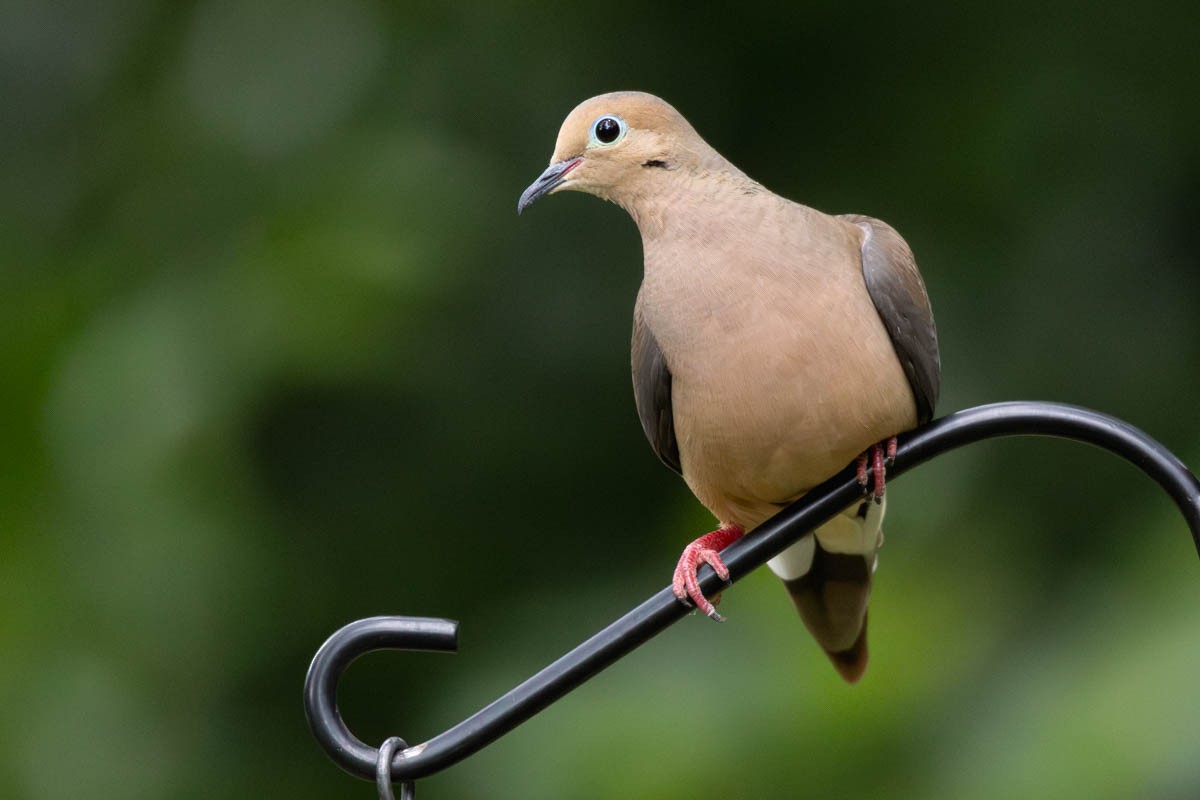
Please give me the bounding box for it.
[304,401,1200,790]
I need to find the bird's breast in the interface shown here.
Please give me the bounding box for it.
[636,210,916,527]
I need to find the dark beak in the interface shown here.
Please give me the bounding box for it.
[517,157,583,214]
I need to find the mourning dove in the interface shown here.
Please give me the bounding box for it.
[518,91,940,682]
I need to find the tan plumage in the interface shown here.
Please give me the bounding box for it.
[519,91,940,682]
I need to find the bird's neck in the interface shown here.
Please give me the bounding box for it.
[633,176,833,316]
[625,165,763,241]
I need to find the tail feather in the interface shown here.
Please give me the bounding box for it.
[826,622,869,683]
[768,499,884,683]
[780,546,873,682]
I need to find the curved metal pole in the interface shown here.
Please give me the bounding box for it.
[304,401,1200,783]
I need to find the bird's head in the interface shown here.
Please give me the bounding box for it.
[517,91,719,215]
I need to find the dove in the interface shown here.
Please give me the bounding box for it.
[518,91,939,682]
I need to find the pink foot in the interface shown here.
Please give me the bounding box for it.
[672,525,744,621]
[856,452,870,488]
[856,437,899,503]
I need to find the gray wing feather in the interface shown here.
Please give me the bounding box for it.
[841,214,941,423]
[631,306,682,475]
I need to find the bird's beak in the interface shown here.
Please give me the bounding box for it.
[517,156,583,214]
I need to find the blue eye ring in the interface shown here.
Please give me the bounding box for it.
[588,115,627,147]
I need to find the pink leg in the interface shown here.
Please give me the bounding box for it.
[872,444,887,502]
[671,525,744,621]
[858,436,900,502]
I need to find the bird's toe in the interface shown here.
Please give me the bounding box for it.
[670,526,743,622]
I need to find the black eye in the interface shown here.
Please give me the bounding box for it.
[595,117,621,143]
[589,115,627,147]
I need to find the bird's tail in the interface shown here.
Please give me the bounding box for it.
[767,497,885,683]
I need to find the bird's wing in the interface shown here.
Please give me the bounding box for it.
[631,300,682,476]
[841,214,941,423]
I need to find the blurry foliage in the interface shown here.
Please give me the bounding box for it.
[2,1,1199,798]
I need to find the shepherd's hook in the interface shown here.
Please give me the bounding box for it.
[305,401,1200,788]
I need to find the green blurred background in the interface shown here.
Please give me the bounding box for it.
[3,1,1199,798]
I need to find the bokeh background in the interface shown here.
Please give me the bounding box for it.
[3,1,1199,798]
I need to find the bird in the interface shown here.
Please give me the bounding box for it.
[518,91,940,682]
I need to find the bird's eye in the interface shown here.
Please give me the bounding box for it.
[589,115,627,147]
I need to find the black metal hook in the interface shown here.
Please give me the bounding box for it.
[304,616,458,783]
[304,401,1200,786]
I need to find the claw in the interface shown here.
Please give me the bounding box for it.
[671,525,743,621]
